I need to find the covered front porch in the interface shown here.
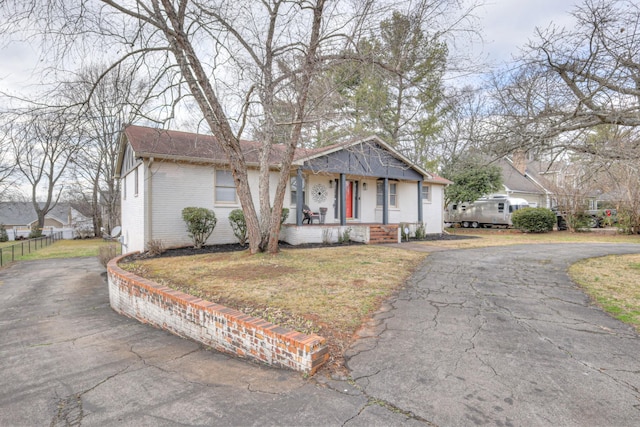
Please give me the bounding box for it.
[290,137,430,229]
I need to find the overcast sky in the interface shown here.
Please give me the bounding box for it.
[478,0,579,65]
[0,0,582,96]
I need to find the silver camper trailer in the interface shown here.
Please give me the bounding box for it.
[445,195,529,228]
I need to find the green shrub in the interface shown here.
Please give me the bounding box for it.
[29,224,43,239]
[228,209,248,245]
[280,207,289,224]
[0,224,8,242]
[415,223,427,240]
[182,207,217,249]
[511,207,556,233]
[338,227,352,244]
[616,207,640,235]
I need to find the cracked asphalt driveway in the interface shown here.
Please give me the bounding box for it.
[347,243,640,426]
[1,243,640,426]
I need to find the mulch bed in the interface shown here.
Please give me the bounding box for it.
[135,233,475,260]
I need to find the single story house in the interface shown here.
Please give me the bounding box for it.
[0,202,93,240]
[115,125,451,253]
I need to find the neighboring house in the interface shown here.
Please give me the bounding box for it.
[495,155,551,208]
[496,152,604,211]
[0,202,93,240]
[115,125,451,253]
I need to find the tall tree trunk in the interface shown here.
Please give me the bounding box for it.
[265,0,326,253]
[159,0,263,253]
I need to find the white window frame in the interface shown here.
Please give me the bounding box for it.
[215,169,237,204]
[134,167,139,197]
[422,184,430,202]
[389,183,398,207]
[376,181,398,208]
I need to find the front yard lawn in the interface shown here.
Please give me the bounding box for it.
[571,254,640,331]
[122,245,426,371]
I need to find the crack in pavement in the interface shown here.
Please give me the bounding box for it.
[50,365,132,427]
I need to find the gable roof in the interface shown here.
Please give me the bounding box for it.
[0,202,76,226]
[296,135,451,184]
[294,135,452,185]
[497,158,547,195]
[118,125,451,185]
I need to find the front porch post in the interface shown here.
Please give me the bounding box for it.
[340,173,346,226]
[417,180,423,222]
[383,177,389,225]
[296,168,303,226]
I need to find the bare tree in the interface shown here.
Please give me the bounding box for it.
[580,126,640,233]
[0,0,379,254]
[605,161,640,234]
[64,64,152,236]
[9,109,84,230]
[489,0,640,160]
[433,85,489,168]
[0,131,17,199]
[1,0,486,253]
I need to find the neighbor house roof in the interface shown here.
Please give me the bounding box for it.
[0,202,74,227]
[497,158,547,195]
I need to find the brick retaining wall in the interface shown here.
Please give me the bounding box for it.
[107,254,329,374]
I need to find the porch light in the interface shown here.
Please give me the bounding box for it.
[329,179,333,188]
[362,182,367,191]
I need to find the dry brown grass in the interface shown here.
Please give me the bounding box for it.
[570,254,640,330]
[122,245,426,370]
[429,229,640,249]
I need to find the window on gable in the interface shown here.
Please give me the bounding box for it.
[290,176,306,205]
[215,170,236,203]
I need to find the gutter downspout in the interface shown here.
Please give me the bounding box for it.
[144,157,154,245]
[417,180,423,223]
[296,168,303,226]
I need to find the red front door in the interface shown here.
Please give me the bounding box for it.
[346,181,353,218]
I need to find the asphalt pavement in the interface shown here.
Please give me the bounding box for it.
[1,243,640,426]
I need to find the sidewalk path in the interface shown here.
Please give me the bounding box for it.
[1,244,640,426]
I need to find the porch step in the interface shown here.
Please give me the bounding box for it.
[369,225,399,244]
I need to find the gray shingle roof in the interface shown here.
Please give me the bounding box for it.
[0,202,74,227]
[497,158,547,194]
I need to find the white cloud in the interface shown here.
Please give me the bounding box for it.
[0,40,40,96]
[479,0,579,64]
